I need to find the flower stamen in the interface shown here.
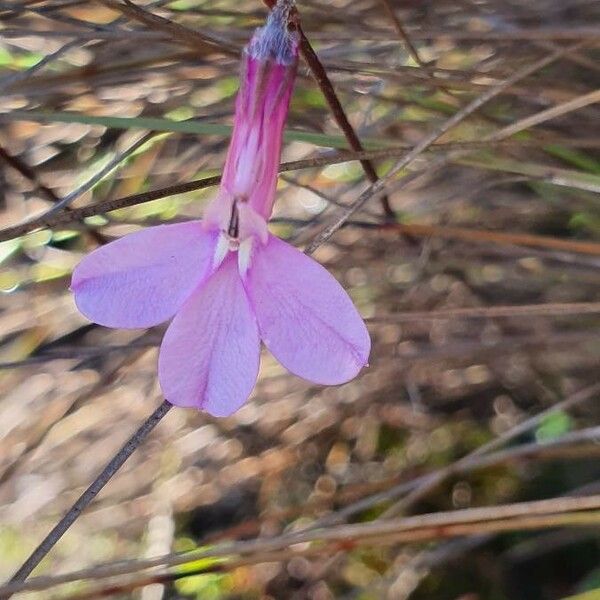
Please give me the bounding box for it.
[227,199,240,239]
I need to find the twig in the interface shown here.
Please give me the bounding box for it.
[304,41,586,255]
[0,148,460,242]
[313,383,600,527]
[367,302,600,322]
[377,0,426,68]
[263,0,394,218]
[3,133,599,243]
[4,401,172,597]
[59,549,325,600]
[98,0,240,56]
[0,132,156,244]
[0,39,81,93]
[381,389,600,518]
[308,26,600,42]
[377,0,459,103]
[44,496,600,600]
[38,132,156,221]
[0,143,107,245]
[0,174,221,243]
[383,222,600,256]
[491,89,600,140]
[3,201,599,258]
[0,144,62,205]
[3,494,600,597]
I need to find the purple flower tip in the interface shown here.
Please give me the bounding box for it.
[247,3,299,65]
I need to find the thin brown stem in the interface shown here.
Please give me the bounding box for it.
[3,401,172,598]
[3,133,598,243]
[378,0,426,68]
[0,143,106,245]
[304,41,586,255]
[312,383,600,527]
[382,222,600,256]
[3,493,600,597]
[366,302,600,322]
[263,0,394,218]
[99,0,239,56]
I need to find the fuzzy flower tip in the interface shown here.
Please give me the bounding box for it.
[71,4,371,417]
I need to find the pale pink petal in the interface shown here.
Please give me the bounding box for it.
[245,235,370,385]
[72,222,218,328]
[158,254,260,416]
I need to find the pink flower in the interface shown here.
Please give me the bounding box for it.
[71,4,370,417]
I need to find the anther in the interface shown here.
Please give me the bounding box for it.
[228,200,240,239]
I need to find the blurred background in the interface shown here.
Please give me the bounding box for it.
[0,0,599,598]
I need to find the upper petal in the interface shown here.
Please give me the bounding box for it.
[245,235,370,385]
[71,222,218,329]
[158,254,260,417]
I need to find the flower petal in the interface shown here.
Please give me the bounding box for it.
[71,222,218,328]
[158,254,260,416]
[245,235,370,385]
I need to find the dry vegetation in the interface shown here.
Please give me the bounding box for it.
[0,0,599,598]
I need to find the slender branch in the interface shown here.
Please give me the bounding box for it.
[4,401,172,596]
[0,144,60,204]
[366,302,600,322]
[42,498,600,600]
[98,0,240,56]
[383,221,600,256]
[304,41,586,254]
[378,0,426,68]
[2,134,598,243]
[0,39,81,93]
[0,132,156,245]
[3,200,600,259]
[490,88,600,140]
[381,389,600,518]
[263,0,394,218]
[0,143,106,245]
[0,174,221,243]
[3,494,600,597]
[312,383,600,527]
[35,132,156,222]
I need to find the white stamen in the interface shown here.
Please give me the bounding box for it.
[213,233,230,269]
[238,237,254,277]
